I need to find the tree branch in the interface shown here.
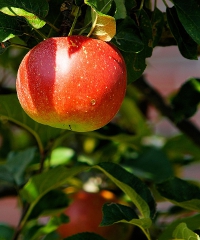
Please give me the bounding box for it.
[133,76,200,148]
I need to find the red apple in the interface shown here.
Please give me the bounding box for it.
[57,190,134,240]
[16,35,127,132]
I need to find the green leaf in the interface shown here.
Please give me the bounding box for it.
[158,213,200,240]
[156,177,200,212]
[171,78,200,122]
[172,223,200,240]
[166,7,198,60]
[20,165,89,204]
[0,165,15,185]
[135,9,153,58]
[0,223,15,240]
[100,202,151,229]
[90,9,116,41]
[20,165,89,228]
[151,7,164,47]
[84,0,112,13]
[114,0,127,19]
[6,147,37,186]
[120,97,151,137]
[64,232,107,240]
[42,0,64,38]
[50,147,75,166]
[121,50,146,83]
[112,17,144,52]
[128,147,174,183]
[85,0,116,41]
[173,0,200,44]
[0,12,22,42]
[163,134,200,163]
[28,189,69,220]
[95,162,156,219]
[27,216,67,240]
[0,0,49,29]
[124,0,137,14]
[116,9,153,83]
[84,122,137,144]
[101,203,138,226]
[0,94,64,149]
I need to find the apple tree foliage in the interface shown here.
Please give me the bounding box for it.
[0,0,200,239]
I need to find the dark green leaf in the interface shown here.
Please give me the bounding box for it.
[75,0,84,6]
[121,50,147,83]
[151,7,164,47]
[64,232,106,240]
[166,7,198,60]
[101,203,138,226]
[171,78,200,122]
[156,177,200,211]
[0,0,49,29]
[28,189,69,220]
[0,94,64,148]
[173,0,200,44]
[172,223,199,240]
[0,223,15,240]
[135,9,153,58]
[6,147,37,186]
[112,17,144,52]
[124,0,137,14]
[0,165,15,185]
[100,202,151,229]
[0,12,22,42]
[95,162,156,219]
[128,147,174,183]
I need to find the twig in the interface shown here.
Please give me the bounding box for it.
[133,76,200,148]
[60,0,73,36]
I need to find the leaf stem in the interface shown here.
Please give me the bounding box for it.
[139,0,145,10]
[87,9,98,38]
[142,228,152,240]
[46,20,60,32]
[12,203,30,240]
[10,43,30,50]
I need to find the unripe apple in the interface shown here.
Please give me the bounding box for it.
[16,36,127,132]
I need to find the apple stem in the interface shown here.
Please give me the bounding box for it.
[68,7,81,36]
[87,10,97,38]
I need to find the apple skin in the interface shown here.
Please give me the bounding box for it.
[57,190,134,240]
[16,35,127,132]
